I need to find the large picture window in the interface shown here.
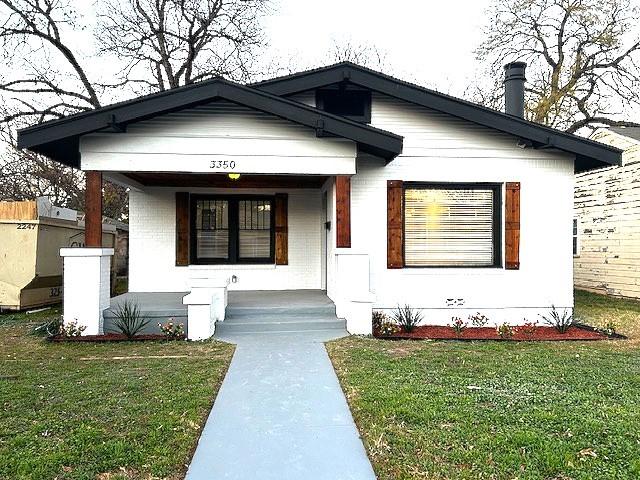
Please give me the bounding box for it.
[191,196,275,264]
[404,183,502,267]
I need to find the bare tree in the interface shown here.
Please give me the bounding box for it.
[0,0,127,217]
[328,39,388,70]
[97,0,269,92]
[0,0,271,220]
[474,0,640,133]
[0,0,101,121]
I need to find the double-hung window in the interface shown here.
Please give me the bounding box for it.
[191,196,274,264]
[573,218,580,256]
[404,183,502,267]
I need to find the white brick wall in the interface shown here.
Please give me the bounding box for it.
[119,91,576,326]
[344,94,575,324]
[129,187,322,292]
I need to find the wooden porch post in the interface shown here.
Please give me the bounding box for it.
[85,171,103,247]
[335,176,351,248]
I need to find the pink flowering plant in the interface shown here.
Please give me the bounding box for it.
[61,319,86,337]
[518,319,539,339]
[449,316,467,336]
[378,320,401,337]
[469,312,489,327]
[496,322,514,340]
[158,319,185,339]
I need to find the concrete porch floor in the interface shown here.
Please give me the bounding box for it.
[104,290,341,335]
[107,290,334,313]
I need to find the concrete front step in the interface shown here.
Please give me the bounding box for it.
[220,301,344,334]
[224,312,339,323]
[215,318,346,335]
[225,304,336,319]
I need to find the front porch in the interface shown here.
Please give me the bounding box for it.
[104,290,346,337]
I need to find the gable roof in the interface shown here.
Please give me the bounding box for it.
[610,126,640,143]
[253,62,622,172]
[17,77,403,168]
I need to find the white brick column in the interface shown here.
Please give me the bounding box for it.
[60,248,114,335]
[335,251,375,335]
[183,268,229,340]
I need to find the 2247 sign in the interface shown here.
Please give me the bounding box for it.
[210,160,237,170]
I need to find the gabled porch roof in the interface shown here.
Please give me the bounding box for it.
[17,78,403,168]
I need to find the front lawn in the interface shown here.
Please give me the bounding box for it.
[0,307,234,480]
[575,289,640,344]
[327,291,640,480]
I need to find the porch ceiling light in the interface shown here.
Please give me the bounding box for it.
[228,173,241,180]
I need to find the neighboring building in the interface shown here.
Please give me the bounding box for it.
[0,197,117,310]
[17,62,621,338]
[574,127,640,298]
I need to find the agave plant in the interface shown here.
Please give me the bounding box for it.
[540,305,573,334]
[391,304,423,333]
[111,300,149,339]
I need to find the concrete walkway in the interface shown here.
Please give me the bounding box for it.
[185,331,376,480]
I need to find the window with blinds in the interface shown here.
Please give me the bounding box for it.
[195,199,229,260]
[239,200,272,259]
[404,184,501,267]
[192,196,275,264]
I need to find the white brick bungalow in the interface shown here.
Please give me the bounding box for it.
[17,62,621,338]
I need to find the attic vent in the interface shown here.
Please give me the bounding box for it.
[316,89,371,123]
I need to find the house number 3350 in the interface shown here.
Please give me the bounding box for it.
[209,160,236,170]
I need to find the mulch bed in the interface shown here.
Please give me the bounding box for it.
[48,333,185,343]
[375,324,622,341]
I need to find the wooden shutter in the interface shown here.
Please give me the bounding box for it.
[387,180,404,268]
[275,193,288,265]
[505,182,520,270]
[175,192,190,266]
[335,176,351,248]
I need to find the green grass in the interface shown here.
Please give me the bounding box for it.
[575,289,640,344]
[327,291,640,480]
[0,306,234,480]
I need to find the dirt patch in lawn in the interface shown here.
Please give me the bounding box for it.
[49,333,183,342]
[376,325,619,341]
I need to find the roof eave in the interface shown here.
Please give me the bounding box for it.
[255,63,622,171]
[17,78,403,166]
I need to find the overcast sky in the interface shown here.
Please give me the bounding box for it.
[261,0,492,96]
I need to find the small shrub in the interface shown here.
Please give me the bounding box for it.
[372,311,388,331]
[61,319,86,337]
[33,317,63,337]
[600,321,617,336]
[111,300,149,339]
[449,316,467,336]
[391,304,423,333]
[496,322,514,340]
[378,320,400,337]
[518,319,539,339]
[540,305,573,333]
[469,312,489,328]
[158,320,185,339]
